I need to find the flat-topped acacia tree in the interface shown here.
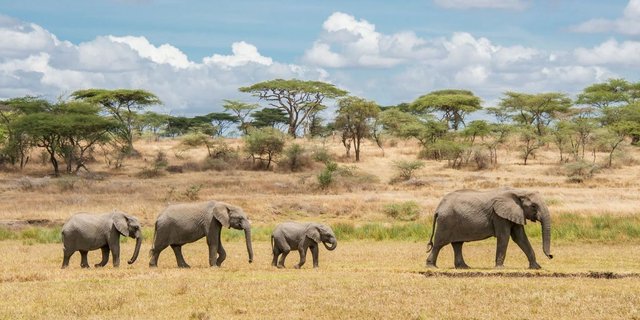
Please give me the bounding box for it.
[239,79,348,137]
[71,89,161,152]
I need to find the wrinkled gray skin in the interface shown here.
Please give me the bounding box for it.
[149,201,253,268]
[426,188,553,270]
[61,211,142,269]
[271,222,337,269]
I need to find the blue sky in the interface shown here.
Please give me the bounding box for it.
[1,0,638,116]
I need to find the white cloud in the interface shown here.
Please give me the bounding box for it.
[303,12,436,68]
[574,39,640,66]
[109,36,193,69]
[0,17,321,115]
[203,41,272,68]
[433,0,529,10]
[571,0,640,35]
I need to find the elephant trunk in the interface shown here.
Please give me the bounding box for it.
[243,224,254,263]
[128,230,142,264]
[323,238,337,251]
[540,206,553,259]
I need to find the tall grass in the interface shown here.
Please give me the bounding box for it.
[2,214,640,244]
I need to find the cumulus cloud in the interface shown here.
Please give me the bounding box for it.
[574,39,640,66]
[203,41,272,69]
[0,17,323,115]
[433,0,529,10]
[303,12,426,68]
[571,0,640,35]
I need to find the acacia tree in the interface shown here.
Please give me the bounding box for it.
[71,89,161,152]
[11,100,116,176]
[334,97,380,162]
[239,79,348,137]
[498,92,571,136]
[251,108,288,129]
[0,97,48,169]
[411,89,482,131]
[223,100,258,135]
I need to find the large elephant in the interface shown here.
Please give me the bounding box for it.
[426,188,553,269]
[271,222,337,269]
[149,201,253,268]
[61,211,142,268]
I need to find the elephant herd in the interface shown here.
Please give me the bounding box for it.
[61,188,553,270]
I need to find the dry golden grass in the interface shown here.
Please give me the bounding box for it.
[1,137,640,319]
[1,240,639,319]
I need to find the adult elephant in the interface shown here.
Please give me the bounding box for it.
[61,211,142,268]
[426,188,553,269]
[149,201,253,268]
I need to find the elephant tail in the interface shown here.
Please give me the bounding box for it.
[426,213,438,253]
[270,235,274,253]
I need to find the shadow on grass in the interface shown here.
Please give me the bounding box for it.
[419,270,640,279]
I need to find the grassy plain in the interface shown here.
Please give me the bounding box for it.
[1,138,640,319]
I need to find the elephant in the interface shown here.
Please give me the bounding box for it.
[426,188,553,269]
[149,201,253,268]
[61,211,142,269]
[271,222,337,269]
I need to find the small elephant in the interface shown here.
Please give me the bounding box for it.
[426,188,553,269]
[271,222,337,269]
[61,211,142,269]
[149,201,253,268]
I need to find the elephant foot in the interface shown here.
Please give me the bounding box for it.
[149,263,158,268]
[81,265,90,269]
[426,262,437,268]
[293,265,301,269]
[494,264,504,269]
[277,265,285,269]
[454,263,470,269]
[178,264,191,269]
[529,262,541,270]
[94,263,105,268]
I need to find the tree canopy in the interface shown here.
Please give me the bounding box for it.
[411,89,482,131]
[239,79,347,137]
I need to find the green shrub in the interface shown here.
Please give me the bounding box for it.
[390,160,424,183]
[564,160,600,183]
[317,161,338,189]
[311,146,333,163]
[281,143,313,172]
[383,201,421,221]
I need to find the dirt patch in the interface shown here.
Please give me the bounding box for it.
[419,270,640,279]
[0,219,62,229]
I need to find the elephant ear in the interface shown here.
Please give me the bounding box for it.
[493,194,526,225]
[305,224,321,243]
[211,202,230,228]
[112,212,129,236]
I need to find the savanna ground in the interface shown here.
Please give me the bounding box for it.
[1,137,640,319]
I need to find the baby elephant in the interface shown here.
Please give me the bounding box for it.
[61,211,142,269]
[271,222,337,269]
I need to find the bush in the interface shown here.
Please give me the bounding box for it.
[311,146,333,163]
[280,143,313,172]
[390,160,424,183]
[243,128,286,170]
[383,201,421,221]
[317,161,338,190]
[564,160,600,183]
[184,184,203,200]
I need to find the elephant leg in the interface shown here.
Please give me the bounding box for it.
[272,245,281,267]
[310,244,319,268]
[278,249,290,268]
[511,226,540,269]
[216,242,227,267]
[149,243,167,267]
[110,239,121,268]
[426,242,446,268]
[62,249,74,269]
[171,245,190,268]
[207,223,222,267]
[294,245,308,269]
[94,246,110,268]
[494,234,510,268]
[452,242,469,269]
[80,250,90,268]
